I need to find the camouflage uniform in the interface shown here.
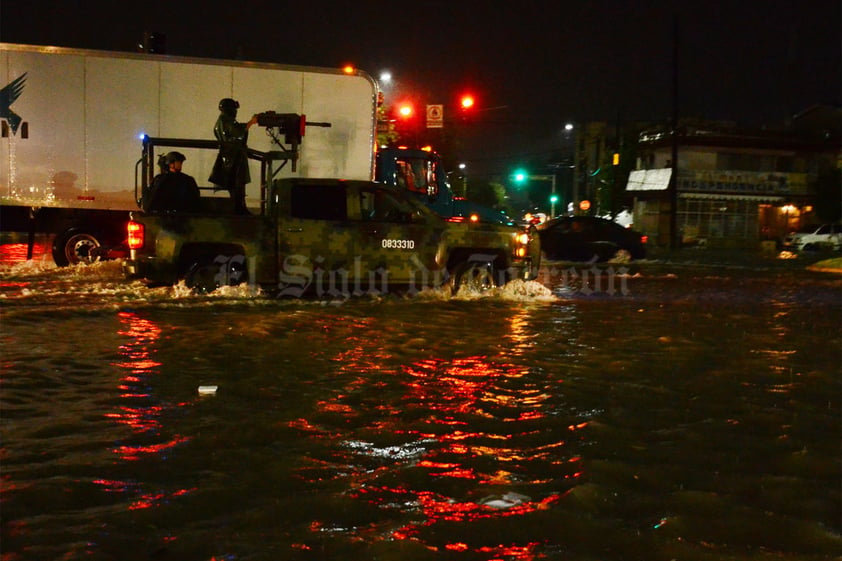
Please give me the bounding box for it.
[209,100,251,213]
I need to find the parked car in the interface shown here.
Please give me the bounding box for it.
[537,216,648,262]
[783,223,842,251]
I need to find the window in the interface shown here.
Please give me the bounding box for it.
[359,188,419,223]
[290,183,347,220]
[678,198,759,240]
[395,157,439,198]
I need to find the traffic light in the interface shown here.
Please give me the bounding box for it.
[397,103,413,119]
[513,169,528,184]
[549,194,559,204]
[458,93,476,123]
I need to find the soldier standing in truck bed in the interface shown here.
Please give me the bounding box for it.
[209,98,258,214]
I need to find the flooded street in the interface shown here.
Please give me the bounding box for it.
[1,244,840,560]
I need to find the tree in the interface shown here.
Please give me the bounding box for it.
[376,104,399,147]
[467,179,513,216]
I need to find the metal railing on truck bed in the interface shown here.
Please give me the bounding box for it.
[135,136,297,214]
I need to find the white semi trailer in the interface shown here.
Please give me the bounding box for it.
[0,43,378,265]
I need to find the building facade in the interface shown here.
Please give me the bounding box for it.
[626,107,841,248]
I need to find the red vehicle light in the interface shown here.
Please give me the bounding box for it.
[640,235,648,244]
[127,221,144,250]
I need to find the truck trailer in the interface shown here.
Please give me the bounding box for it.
[0,42,378,265]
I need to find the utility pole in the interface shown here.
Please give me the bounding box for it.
[669,14,680,250]
[612,110,621,219]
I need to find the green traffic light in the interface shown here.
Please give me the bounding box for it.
[549,194,559,203]
[513,169,527,183]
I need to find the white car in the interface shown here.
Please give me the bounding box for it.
[784,223,842,251]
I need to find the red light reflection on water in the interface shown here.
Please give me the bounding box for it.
[129,486,195,510]
[476,542,546,559]
[112,435,191,462]
[352,485,561,558]
[92,312,196,516]
[0,242,49,263]
[109,312,164,445]
[109,312,190,462]
[292,328,577,558]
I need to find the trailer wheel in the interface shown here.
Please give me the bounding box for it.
[52,229,102,267]
[452,260,498,294]
[184,254,248,294]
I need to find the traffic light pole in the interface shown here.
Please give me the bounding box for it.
[527,174,558,218]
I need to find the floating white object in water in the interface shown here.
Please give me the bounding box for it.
[198,385,218,395]
[479,491,531,509]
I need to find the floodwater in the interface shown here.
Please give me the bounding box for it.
[1,242,840,561]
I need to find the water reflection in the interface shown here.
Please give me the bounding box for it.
[289,322,587,557]
[102,311,194,512]
[1,259,839,559]
[0,241,49,263]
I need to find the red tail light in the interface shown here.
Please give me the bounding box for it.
[127,221,144,250]
[640,235,648,244]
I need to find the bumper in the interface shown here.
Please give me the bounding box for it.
[509,256,540,282]
[122,256,178,285]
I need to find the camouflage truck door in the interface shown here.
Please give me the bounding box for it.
[276,181,356,297]
[352,184,445,293]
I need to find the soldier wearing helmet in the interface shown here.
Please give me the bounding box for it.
[209,98,258,214]
[143,151,200,213]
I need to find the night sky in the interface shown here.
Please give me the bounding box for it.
[2,0,840,178]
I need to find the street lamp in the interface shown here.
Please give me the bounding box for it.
[562,123,577,212]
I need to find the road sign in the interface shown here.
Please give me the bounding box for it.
[426,104,443,128]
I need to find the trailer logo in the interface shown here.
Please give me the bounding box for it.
[1,73,27,136]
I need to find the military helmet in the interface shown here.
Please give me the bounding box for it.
[165,151,186,164]
[218,98,240,112]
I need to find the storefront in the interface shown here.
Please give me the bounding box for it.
[627,168,808,248]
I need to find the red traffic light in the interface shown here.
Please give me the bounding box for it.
[397,103,413,119]
[460,95,475,110]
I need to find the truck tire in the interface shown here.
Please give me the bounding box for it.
[452,260,498,294]
[184,254,248,294]
[52,228,102,267]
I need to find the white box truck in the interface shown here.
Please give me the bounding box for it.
[0,43,378,265]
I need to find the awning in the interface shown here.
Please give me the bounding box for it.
[626,168,672,191]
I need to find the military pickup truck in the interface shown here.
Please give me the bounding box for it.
[123,138,540,297]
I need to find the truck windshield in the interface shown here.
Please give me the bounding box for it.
[395,157,439,198]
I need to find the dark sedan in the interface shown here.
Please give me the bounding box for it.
[536,216,648,262]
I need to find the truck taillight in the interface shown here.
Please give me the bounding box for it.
[513,231,531,258]
[127,221,144,249]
